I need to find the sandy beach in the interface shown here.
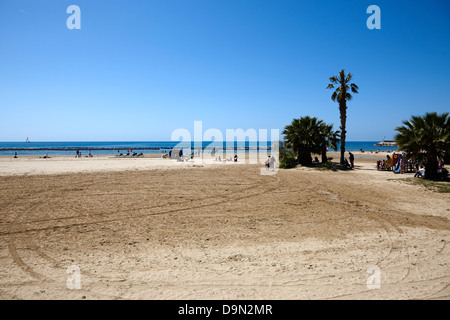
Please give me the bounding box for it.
[0,153,448,300]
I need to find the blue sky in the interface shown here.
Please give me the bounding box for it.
[0,0,449,141]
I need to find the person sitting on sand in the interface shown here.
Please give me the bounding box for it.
[414,165,425,178]
[234,154,238,162]
[14,152,18,159]
[385,155,393,170]
[343,158,351,169]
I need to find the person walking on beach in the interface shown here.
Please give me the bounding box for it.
[349,151,354,169]
[270,154,276,171]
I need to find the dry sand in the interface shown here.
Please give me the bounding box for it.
[0,152,449,300]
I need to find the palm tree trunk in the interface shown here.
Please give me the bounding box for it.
[321,145,327,163]
[425,155,438,180]
[339,102,347,165]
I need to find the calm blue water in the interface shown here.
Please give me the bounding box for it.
[0,141,398,156]
[0,141,270,156]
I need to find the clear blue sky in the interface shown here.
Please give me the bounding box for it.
[0,0,449,141]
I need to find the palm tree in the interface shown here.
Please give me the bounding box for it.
[395,112,450,179]
[326,69,359,165]
[282,116,323,165]
[318,123,340,163]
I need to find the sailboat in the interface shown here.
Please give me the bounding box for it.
[26,137,30,143]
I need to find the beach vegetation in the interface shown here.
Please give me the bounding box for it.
[279,142,297,169]
[323,157,336,170]
[282,116,339,166]
[326,69,359,165]
[318,123,340,163]
[395,112,450,180]
[391,178,450,193]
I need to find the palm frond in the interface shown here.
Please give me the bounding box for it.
[331,92,337,102]
[329,76,338,83]
[346,72,352,82]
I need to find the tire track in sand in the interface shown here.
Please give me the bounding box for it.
[4,170,280,298]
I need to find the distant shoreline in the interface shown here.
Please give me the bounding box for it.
[0,141,398,156]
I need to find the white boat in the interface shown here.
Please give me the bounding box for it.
[374,139,396,146]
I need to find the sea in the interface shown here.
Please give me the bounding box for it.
[0,141,398,157]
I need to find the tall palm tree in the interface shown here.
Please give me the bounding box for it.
[326,69,359,165]
[395,112,450,179]
[318,123,340,163]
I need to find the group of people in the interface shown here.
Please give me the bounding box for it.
[75,150,93,158]
[168,149,184,159]
[214,155,239,162]
[376,152,448,179]
[377,153,414,174]
[116,149,144,158]
[413,159,448,178]
[343,151,355,169]
[377,155,394,170]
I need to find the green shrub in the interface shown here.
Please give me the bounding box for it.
[279,145,297,169]
[323,157,334,170]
